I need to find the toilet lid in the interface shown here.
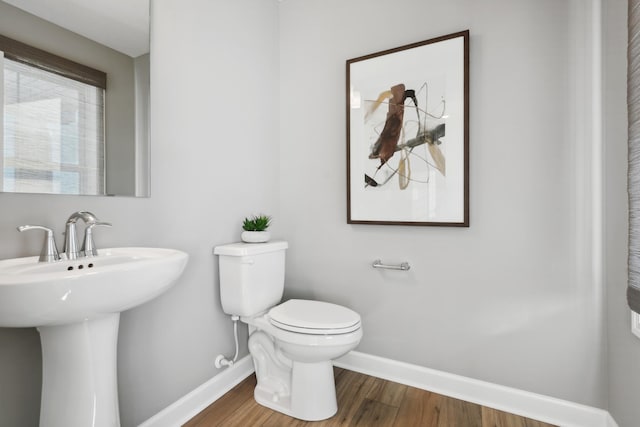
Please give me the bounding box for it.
[268,299,361,335]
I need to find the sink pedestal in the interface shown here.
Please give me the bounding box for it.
[38,313,120,427]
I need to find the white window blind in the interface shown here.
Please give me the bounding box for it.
[629,0,640,313]
[1,55,105,195]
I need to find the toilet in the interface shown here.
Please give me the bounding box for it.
[213,241,362,421]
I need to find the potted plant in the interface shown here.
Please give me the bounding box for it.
[241,214,272,243]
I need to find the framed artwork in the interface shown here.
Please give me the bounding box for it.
[346,30,469,226]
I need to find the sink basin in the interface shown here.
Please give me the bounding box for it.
[0,247,188,327]
[0,247,188,427]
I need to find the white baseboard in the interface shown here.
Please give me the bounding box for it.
[335,351,615,427]
[137,355,254,427]
[139,351,618,427]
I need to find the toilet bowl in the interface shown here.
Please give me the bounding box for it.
[213,241,363,421]
[243,299,362,420]
[245,300,361,359]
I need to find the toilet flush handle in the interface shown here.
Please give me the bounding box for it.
[241,257,254,265]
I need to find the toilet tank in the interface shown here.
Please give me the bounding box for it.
[213,241,288,317]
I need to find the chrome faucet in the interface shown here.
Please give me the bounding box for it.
[17,212,112,263]
[82,221,112,257]
[16,225,60,262]
[63,211,112,260]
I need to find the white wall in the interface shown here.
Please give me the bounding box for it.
[0,0,279,425]
[278,0,606,408]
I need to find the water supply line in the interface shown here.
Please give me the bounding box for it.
[214,315,240,368]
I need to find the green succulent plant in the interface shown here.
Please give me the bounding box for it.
[242,214,272,232]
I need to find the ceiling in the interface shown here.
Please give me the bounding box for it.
[3,0,149,57]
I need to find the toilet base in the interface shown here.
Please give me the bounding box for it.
[248,330,338,421]
[291,361,337,420]
[254,360,337,421]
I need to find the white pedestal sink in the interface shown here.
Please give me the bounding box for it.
[0,247,188,427]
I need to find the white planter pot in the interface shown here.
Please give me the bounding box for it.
[241,231,270,243]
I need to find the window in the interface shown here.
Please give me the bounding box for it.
[0,35,106,195]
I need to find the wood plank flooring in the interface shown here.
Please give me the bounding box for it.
[183,368,556,427]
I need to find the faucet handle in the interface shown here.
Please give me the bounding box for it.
[82,222,112,257]
[17,225,60,263]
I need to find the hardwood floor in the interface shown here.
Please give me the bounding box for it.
[183,368,556,427]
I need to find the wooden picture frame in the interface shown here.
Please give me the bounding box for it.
[346,30,469,226]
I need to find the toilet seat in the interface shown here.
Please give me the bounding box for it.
[268,299,361,335]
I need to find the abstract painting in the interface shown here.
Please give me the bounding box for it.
[347,31,469,226]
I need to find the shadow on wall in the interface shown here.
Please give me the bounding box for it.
[283,285,354,309]
[0,328,41,426]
